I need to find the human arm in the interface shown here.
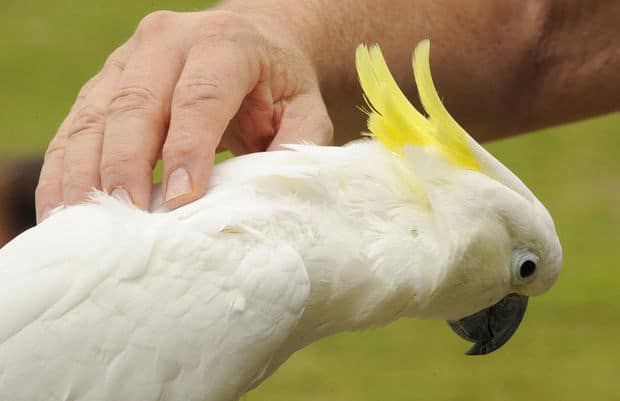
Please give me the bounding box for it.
[35,0,620,221]
[232,0,619,143]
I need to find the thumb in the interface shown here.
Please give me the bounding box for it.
[267,91,333,150]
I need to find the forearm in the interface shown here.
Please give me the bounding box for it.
[219,0,620,142]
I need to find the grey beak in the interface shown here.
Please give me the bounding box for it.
[447,293,528,355]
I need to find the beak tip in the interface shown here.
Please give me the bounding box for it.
[464,348,477,356]
[464,342,492,356]
[448,293,529,356]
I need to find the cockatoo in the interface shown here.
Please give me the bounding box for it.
[0,40,562,401]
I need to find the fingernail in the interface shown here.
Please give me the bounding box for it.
[110,187,133,203]
[165,168,193,202]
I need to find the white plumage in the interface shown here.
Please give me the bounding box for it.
[0,42,561,400]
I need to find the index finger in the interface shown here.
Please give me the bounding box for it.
[162,40,261,209]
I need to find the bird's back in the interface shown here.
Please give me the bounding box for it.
[0,182,310,401]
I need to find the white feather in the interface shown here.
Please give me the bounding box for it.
[0,138,560,400]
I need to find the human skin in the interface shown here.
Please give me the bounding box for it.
[35,0,620,222]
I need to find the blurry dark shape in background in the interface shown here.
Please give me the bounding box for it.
[0,157,41,247]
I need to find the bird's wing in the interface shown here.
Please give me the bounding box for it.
[0,205,309,401]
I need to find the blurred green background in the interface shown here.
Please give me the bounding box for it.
[1,1,619,400]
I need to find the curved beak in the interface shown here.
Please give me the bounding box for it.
[447,293,528,355]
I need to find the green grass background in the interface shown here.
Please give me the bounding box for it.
[1,1,619,400]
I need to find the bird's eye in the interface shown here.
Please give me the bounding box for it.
[512,250,539,284]
[519,260,537,279]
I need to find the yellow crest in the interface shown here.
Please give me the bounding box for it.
[355,40,480,171]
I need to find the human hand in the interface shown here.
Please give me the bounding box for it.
[36,9,333,221]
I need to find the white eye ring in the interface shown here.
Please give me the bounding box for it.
[512,250,539,284]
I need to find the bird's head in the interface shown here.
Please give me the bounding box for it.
[422,165,562,355]
[356,41,562,355]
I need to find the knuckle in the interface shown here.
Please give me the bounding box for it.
[100,148,154,182]
[43,139,66,162]
[137,10,177,36]
[100,160,127,182]
[103,42,130,71]
[109,86,159,116]
[68,105,106,140]
[101,149,140,173]
[162,133,201,161]
[104,55,125,72]
[99,162,119,182]
[77,76,98,101]
[174,77,226,110]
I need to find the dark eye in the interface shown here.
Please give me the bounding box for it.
[519,260,537,279]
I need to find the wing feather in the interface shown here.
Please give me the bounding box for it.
[0,205,309,401]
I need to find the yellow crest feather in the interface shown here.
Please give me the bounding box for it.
[355,40,480,171]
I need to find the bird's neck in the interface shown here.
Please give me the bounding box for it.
[279,143,443,346]
[205,142,447,383]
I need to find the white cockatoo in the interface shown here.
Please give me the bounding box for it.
[0,40,562,401]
